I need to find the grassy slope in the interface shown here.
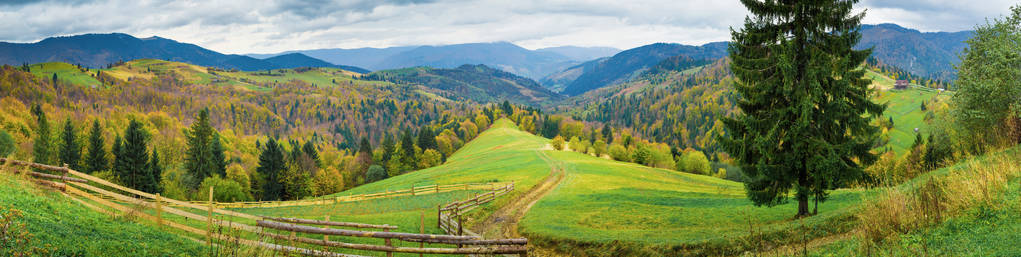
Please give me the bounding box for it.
[811,147,1021,256]
[867,69,952,154]
[0,171,205,256]
[522,145,872,255]
[28,62,104,88]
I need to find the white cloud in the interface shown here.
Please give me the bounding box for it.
[0,0,1014,54]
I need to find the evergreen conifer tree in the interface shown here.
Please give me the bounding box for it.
[122,120,149,189]
[84,120,108,174]
[721,0,883,217]
[257,138,286,201]
[58,118,81,170]
[31,104,53,166]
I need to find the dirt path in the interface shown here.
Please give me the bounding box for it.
[473,147,566,239]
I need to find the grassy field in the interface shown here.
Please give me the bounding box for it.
[0,169,205,256]
[27,62,104,88]
[874,86,950,154]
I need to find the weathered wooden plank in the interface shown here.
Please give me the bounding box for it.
[258,220,478,241]
[260,231,527,254]
[262,216,397,230]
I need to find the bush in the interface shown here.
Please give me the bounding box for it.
[568,136,582,152]
[608,144,630,162]
[551,136,565,150]
[418,149,442,168]
[631,145,651,166]
[194,176,250,202]
[312,166,344,196]
[593,140,607,157]
[0,129,14,157]
[366,165,387,183]
[676,151,710,175]
[225,164,251,198]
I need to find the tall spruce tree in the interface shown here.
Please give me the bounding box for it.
[31,104,53,166]
[257,138,286,201]
[400,130,418,171]
[122,120,149,189]
[210,134,227,177]
[721,0,883,217]
[184,109,221,188]
[84,120,108,173]
[59,118,82,170]
[417,127,437,151]
[143,149,162,194]
[111,135,125,180]
[380,135,395,164]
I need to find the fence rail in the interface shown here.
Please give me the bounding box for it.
[0,157,527,257]
[178,182,511,209]
[438,182,514,236]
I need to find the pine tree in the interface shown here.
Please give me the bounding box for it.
[31,104,53,166]
[84,120,108,174]
[58,118,81,170]
[257,138,286,201]
[122,120,149,189]
[184,109,219,188]
[380,135,395,164]
[111,135,125,181]
[400,130,418,171]
[301,140,319,168]
[210,134,227,177]
[359,137,372,156]
[144,149,162,194]
[602,123,613,144]
[720,0,883,217]
[417,127,437,151]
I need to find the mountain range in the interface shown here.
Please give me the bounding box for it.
[363,64,561,105]
[0,23,973,97]
[251,43,621,79]
[0,33,367,72]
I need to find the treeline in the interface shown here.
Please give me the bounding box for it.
[0,63,497,201]
[566,58,740,162]
[504,101,737,181]
[865,57,953,90]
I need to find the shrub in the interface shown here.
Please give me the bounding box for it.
[551,136,565,150]
[676,151,710,175]
[0,129,14,157]
[194,176,250,202]
[418,149,442,168]
[366,165,387,183]
[608,144,630,162]
[593,140,607,157]
[631,144,651,166]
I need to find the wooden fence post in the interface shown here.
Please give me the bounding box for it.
[155,193,163,230]
[411,185,415,196]
[436,184,439,193]
[437,204,442,229]
[384,227,393,257]
[419,210,425,257]
[324,215,330,242]
[207,186,214,250]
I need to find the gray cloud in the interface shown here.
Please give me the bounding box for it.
[0,0,1014,54]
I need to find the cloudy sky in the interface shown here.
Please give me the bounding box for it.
[0,0,1015,54]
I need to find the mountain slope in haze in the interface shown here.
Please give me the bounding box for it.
[248,46,418,70]
[535,46,621,61]
[0,33,363,72]
[363,64,561,105]
[548,23,972,96]
[857,23,972,80]
[262,53,370,73]
[551,42,729,96]
[371,42,577,79]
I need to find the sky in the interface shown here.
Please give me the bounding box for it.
[0,0,1015,54]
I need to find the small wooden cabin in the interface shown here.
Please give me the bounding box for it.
[894,80,909,89]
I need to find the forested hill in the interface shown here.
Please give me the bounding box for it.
[0,33,365,72]
[547,42,729,96]
[362,64,562,105]
[545,23,972,96]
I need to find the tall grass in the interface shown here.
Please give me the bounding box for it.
[855,153,1021,254]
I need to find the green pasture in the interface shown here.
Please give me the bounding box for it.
[0,171,204,256]
[27,62,104,88]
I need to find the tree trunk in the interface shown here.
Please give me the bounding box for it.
[797,197,809,218]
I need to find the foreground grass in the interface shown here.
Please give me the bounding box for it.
[0,169,205,256]
[521,148,873,256]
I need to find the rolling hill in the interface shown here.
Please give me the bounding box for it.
[363,64,562,105]
[547,23,972,96]
[262,53,370,73]
[249,43,620,80]
[545,42,729,96]
[0,33,365,72]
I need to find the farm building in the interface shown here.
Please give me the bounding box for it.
[894,80,909,89]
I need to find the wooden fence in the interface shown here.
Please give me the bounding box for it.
[0,157,527,256]
[438,182,514,235]
[181,182,511,209]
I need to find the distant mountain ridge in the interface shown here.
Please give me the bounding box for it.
[363,64,561,105]
[0,33,367,72]
[545,23,973,96]
[250,43,620,79]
